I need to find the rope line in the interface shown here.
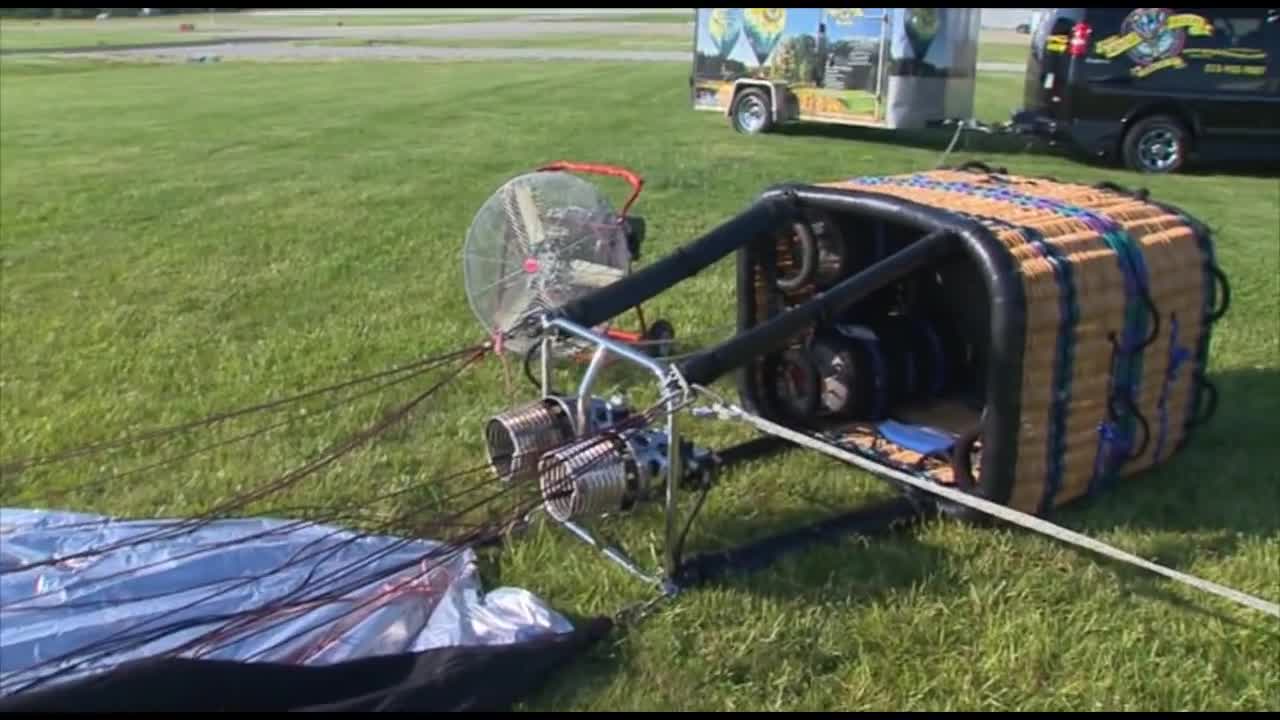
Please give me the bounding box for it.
[700,394,1280,619]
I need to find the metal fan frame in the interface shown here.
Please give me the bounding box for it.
[462,161,675,362]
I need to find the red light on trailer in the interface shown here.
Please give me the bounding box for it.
[1069,21,1092,57]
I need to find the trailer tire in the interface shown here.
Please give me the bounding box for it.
[731,87,774,135]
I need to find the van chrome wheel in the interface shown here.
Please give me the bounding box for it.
[1122,114,1189,174]
[1137,127,1180,172]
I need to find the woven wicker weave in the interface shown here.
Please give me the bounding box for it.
[736,165,1227,517]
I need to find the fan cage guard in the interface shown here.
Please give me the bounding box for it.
[462,171,633,356]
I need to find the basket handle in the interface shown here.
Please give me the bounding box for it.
[1208,263,1230,322]
[948,421,982,492]
[1187,372,1219,428]
[537,161,645,220]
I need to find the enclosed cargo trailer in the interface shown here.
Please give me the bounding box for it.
[691,8,982,133]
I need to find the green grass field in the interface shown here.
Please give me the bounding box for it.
[979,40,1031,66]
[1,57,1277,711]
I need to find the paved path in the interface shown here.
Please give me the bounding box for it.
[59,42,692,63]
[198,20,693,41]
[8,10,1026,73]
[243,8,694,16]
[47,39,1025,74]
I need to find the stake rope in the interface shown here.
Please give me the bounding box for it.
[695,392,1279,620]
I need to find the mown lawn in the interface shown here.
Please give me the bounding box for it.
[1,58,1276,711]
[979,40,1031,66]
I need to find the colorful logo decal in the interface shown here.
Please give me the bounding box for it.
[1096,7,1213,77]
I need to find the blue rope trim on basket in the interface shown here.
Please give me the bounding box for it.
[1019,224,1079,513]
[849,174,1149,497]
[1184,213,1219,441]
[954,212,1078,514]
[1153,314,1191,462]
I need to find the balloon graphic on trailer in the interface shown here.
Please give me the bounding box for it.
[743,8,787,66]
[707,8,743,59]
[903,7,939,59]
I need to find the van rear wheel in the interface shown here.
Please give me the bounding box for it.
[1122,114,1190,174]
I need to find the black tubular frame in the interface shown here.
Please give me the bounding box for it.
[728,183,1028,519]
[551,182,1027,521]
[677,228,956,386]
[558,193,799,330]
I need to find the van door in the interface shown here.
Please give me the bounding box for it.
[1190,9,1277,140]
[1260,8,1280,136]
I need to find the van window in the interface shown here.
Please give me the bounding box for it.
[1032,8,1083,60]
[1200,9,1271,94]
[1212,13,1262,45]
[1263,9,1280,95]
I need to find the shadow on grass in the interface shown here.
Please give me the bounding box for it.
[1054,366,1279,543]
[1041,367,1280,625]
[669,366,1278,626]
[671,484,951,611]
[508,369,1278,710]
[511,497,953,710]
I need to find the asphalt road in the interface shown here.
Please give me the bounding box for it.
[50,37,1024,74]
[196,20,693,42]
[243,8,694,16]
[22,16,1024,73]
[61,42,694,64]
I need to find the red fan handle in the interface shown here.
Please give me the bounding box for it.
[537,160,644,219]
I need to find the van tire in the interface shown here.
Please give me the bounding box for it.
[1122,114,1190,174]
[730,87,774,135]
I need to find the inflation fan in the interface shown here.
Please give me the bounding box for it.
[462,161,675,360]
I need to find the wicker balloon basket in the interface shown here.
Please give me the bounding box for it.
[736,163,1229,517]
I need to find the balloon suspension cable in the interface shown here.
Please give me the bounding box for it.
[3,346,492,575]
[0,341,492,477]
[0,389,686,696]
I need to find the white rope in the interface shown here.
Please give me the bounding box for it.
[703,399,1280,619]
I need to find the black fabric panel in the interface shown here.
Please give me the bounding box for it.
[0,617,613,713]
[558,195,797,329]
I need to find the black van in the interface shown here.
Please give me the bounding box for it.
[1013,8,1280,173]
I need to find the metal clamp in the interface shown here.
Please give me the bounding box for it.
[536,314,695,584]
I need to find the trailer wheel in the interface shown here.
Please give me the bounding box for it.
[731,87,773,135]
